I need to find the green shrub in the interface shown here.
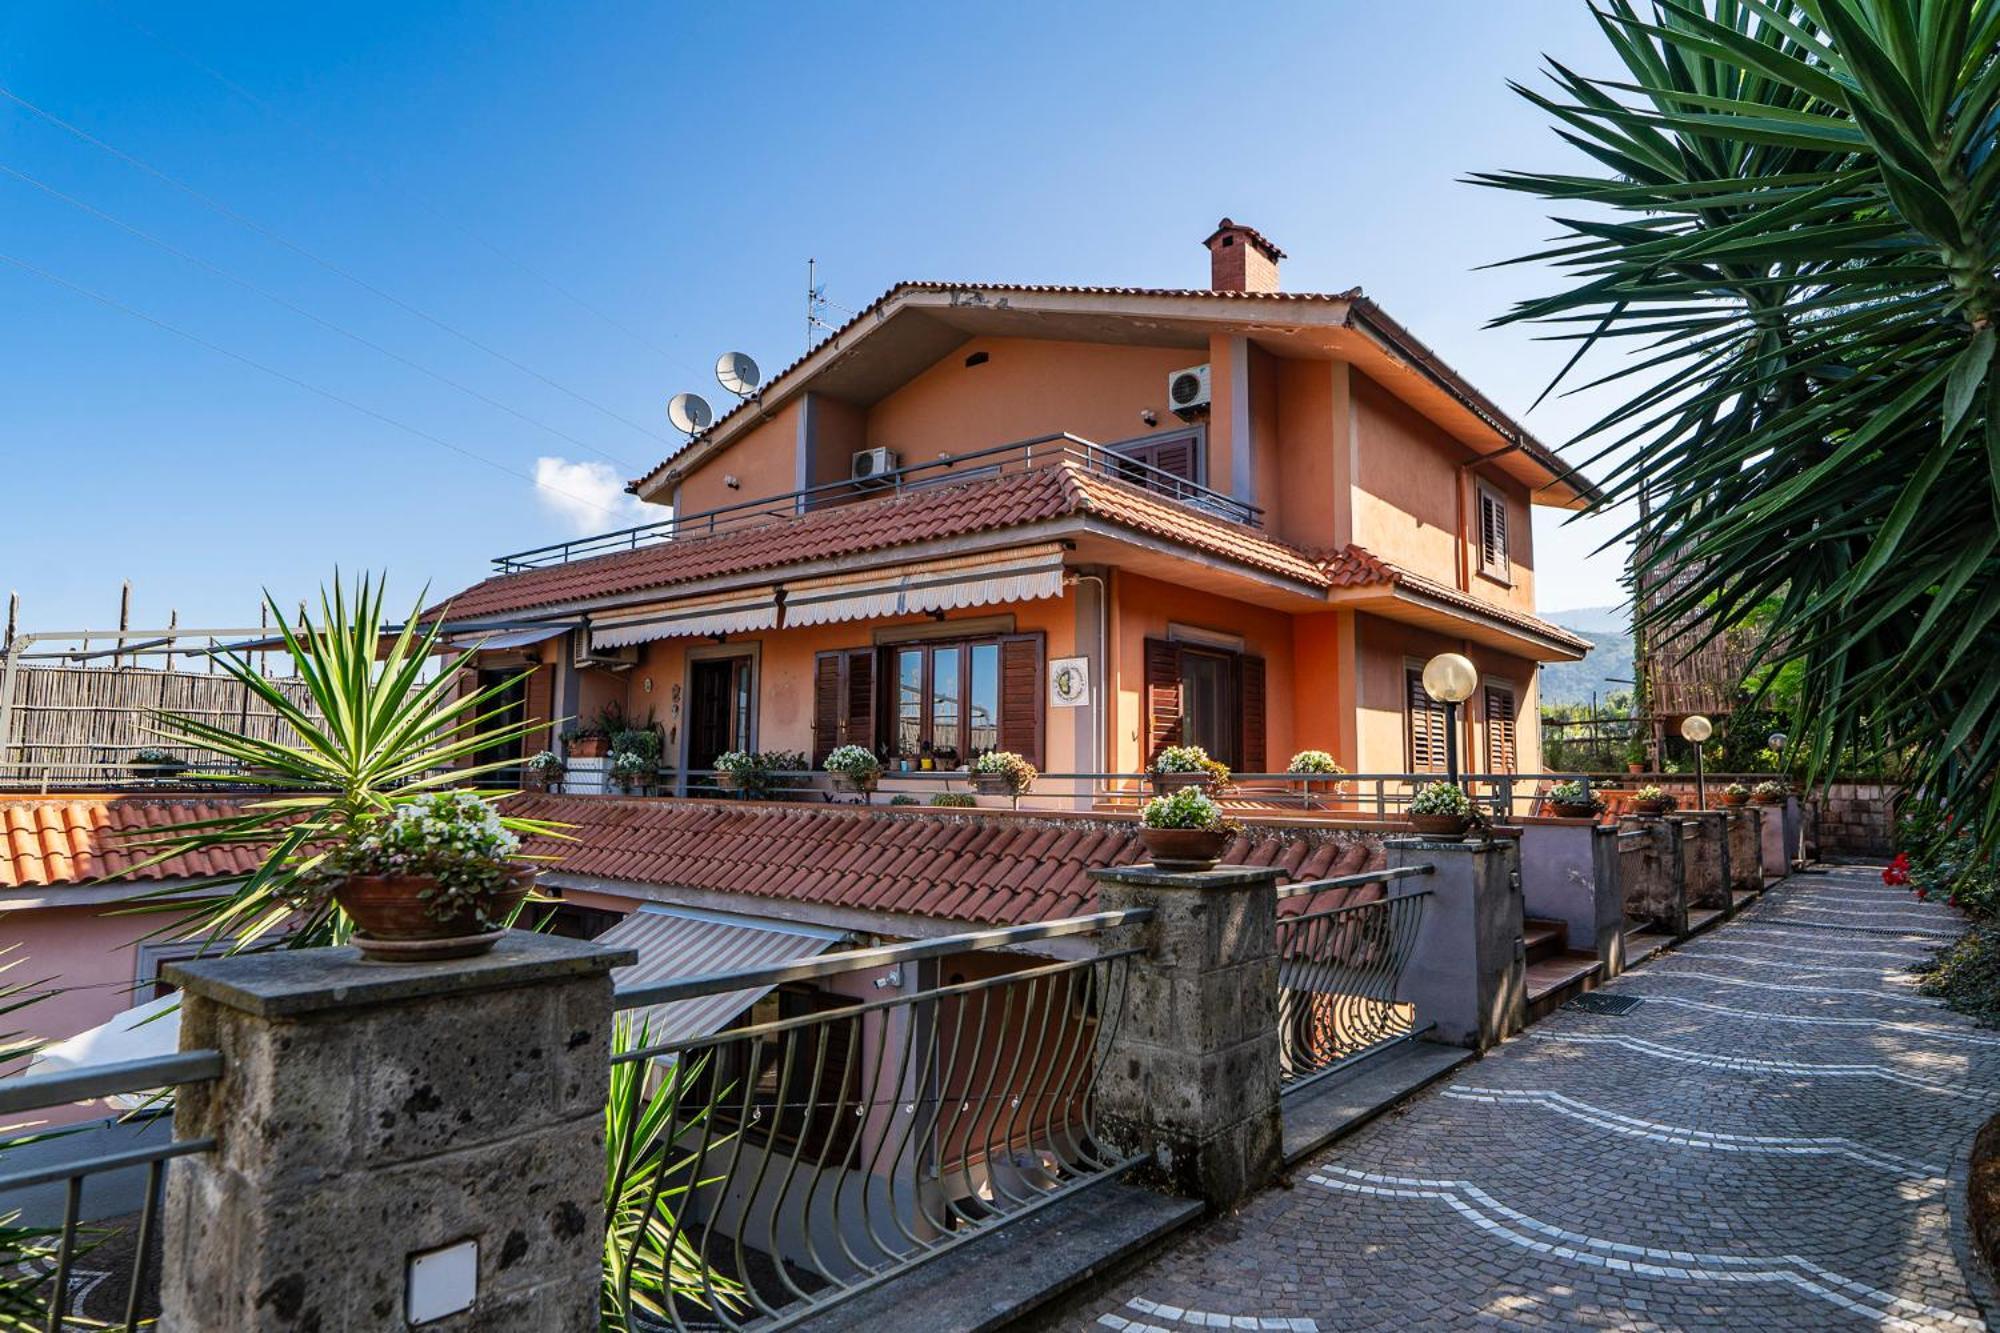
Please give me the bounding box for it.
[931,792,977,808]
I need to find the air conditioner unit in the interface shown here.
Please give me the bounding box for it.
[1167,364,1211,420]
[573,642,640,671]
[850,446,900,487]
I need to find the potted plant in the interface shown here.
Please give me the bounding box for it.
[524,749,565,792]
[712,749,755,792]
[1719,782,1751,808]
[564,726,610,760]
[1287,749,1348,799]
[1545,779,1604,820]
[128,746,188,782]
[1138,786,1237,871]
[1151,745,1229,795]
[328,790,536,960]
[825,744,882,795]
[1407,781,1476,836]
[1631,784,1676,815]
[610,748,655,794]
[1752,779,1788,806]
[970,750,1037,798]
[127,574,561,962]
[931,792,977,808]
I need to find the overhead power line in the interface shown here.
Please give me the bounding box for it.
[0,84,682,457]
[0,161,638,470]
[0,248,635,521]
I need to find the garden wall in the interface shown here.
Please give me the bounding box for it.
[1814,780,1898,858]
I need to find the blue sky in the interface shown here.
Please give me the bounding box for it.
[0,1,1639,635]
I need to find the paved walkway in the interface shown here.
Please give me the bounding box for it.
[1079,866,1999,1331]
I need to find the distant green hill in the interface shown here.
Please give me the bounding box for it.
[1540,607,1635,706]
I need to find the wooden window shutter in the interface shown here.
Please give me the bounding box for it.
[1144,638,1183,762]
[1484,685,1517,774]
[1150,436,1198,484]
[1238,654,1266,774]
[1406,668,1447,773]
[842,650,874,750]
[813,652,843,764]
[1478,487,1509,579]
[997,633,1046,767]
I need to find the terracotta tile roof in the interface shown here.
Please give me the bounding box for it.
[513,795,1387,927]
[1318,544,1593,653]
[433,462,1332,621]
[0,797,262,889]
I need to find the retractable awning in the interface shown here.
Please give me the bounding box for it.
[589,590,782,650]
[599,905,849,1049]
[447,623,573,652]
[782,543,1067,629]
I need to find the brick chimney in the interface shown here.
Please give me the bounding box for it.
[1203,218,1284,292]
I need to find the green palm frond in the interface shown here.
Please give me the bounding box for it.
[1482,0,2000,835]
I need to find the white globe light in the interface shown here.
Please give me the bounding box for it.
[1421,653,1479,704]
[1680,714,1713,743]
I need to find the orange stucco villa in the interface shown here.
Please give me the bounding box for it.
[434,219,1594,796]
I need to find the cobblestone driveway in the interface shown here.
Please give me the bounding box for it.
[1079,866,1998,1331]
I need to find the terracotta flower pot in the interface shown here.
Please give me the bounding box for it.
[1151,771,1212,797]
[335,869,534,962]
[1139,826,1233,872]
[1632,798,1672,815]
[830,770,879,795]
[1753,792,1786,806]
[1407,813,1473,836]
[971,772,1017,796]
[713,770,743,792]
[1550,802,1600,820]
[1719,792,1748,808]
[569,736,610,759]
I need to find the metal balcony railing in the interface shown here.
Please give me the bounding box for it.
[0,1048,223,1331]
[601,908,1151,1331]
[492,431,1265,573]
[1273,869,1432,1091]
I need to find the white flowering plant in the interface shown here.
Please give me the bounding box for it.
[1752,779,1789,801]
[824,745,881,778]
[328,791,525,927]
[1287,750,1346,776]
[1141,786,1229,830]
[610,750,655,777]
[1152,744,1231,786]
[713,750,757,777]
[526,750,566,774]
[1409,782,1474,817]
[970,750,1037,794]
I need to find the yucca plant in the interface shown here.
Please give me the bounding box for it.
[1478,0,2000,840]
[124,573,563,951]
[0,949,61,1330]
[601,1017,743,1331]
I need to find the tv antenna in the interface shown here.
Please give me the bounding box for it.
[806,258,840,355]
[667,391,714,437]
[715,351,761,399]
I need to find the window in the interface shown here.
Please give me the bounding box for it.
[1484,683,1518,775]
[1107,430,1202,498]
[817,633,1043,768]
[1406,667,1449,774]
[1143,637,1266,772]
[1476,482,1511,582]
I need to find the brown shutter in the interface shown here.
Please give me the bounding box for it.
[842,650,875,750]
[1407,668,1447,773]
[1484,685,1517,774]
[1479,489,1509,578]
[998,633,1045,767]
[813,652,842,764]
[1238,654,1266,774]
[1150,436,1198,484]
[1144,637,1183,761]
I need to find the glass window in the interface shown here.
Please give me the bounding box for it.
[877,636,1020,767]
[896,648,923,761]
[1179,649,1238,768]
[968,643,1000,755]
[930,646,962,767]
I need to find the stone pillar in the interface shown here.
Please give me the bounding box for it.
[1759,802,1789,878]
[1517,821,1624,975]
[1088,863,1282,1211]
[159,933,634,1332]
[1723,807,1764,898]
[1678,812,1731,914]
[1619,816,1688,937]
[1386,837,1524,1051]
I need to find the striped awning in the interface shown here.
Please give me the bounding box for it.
[599,905,848,1049]
[782,543,1067,629]
[589,589,781,650]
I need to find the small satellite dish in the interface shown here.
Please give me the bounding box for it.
[667,392,713,436]
[715,352,761,398]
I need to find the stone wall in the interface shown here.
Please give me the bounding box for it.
[1815,781,1899,858]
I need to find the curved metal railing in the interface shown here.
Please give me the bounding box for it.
[1273,872,1432,1092]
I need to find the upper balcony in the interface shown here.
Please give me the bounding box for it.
[492,432,1263,574]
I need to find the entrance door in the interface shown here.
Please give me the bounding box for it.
[688,657,751,770]
[470,670,528,786]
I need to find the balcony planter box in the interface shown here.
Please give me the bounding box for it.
[1139,826,1231,872]
[713,770,743,792]
[334,868,534,963]
[1150,772,1213,797]
[1407,813,1473,837]
[830,772,879,796]
[568,736,610,759]
[1632,798,1673,815]
[971,772,1023,797]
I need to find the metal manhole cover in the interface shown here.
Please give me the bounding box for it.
[1565,993,1645,1015]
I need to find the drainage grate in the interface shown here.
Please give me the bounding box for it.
[1565,993,1645,1016]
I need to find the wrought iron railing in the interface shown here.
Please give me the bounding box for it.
[492,431,1264,572]
[0,1049,222,1332]
[1273,869,1432,1090]
[601,909,1150,1331]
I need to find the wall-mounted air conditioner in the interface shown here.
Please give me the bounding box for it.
[1167,364,1211,420]
[851,447,900,487]
[573,642,640,671]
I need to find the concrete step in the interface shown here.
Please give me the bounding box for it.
[1525,951,1604,1023]
[1624,927,1674,966]
[1522,918,1568,967]
[1281,1038,1478,1167]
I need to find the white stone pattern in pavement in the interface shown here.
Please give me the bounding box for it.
[1079,867,1997,1331]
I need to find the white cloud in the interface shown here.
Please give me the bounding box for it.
[533,456,651,534]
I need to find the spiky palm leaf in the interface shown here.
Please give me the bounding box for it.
[0,950,60,1330]
[1478,0,2000,834]
[120,573,564,951]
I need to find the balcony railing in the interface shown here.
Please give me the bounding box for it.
[0,1048,223,1331]
[493,431,1265,573]
[602,908,1151,1331]
[1274,869,1432,1090]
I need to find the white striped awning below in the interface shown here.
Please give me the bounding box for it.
[599,905,849,1050]
[589,590,781,649]
[781,543,1067,628]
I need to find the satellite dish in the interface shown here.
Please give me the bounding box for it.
[715,352,761,398]
[667,392,714,435]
